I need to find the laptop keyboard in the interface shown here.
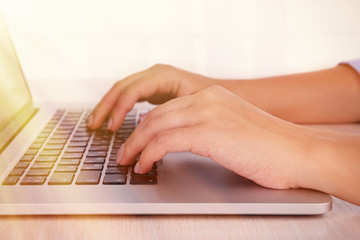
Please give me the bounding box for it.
[2,109,157,186]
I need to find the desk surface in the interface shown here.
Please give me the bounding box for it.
[1,124,360,240]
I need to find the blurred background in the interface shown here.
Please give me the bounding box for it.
[1,0,359,104]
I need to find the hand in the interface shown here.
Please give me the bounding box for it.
[117,85,312,190]
[87,64,216,131]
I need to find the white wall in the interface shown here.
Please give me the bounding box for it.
[1,0,360,103]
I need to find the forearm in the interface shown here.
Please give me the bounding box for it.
[215,65,360,123]
[297,128,360,205]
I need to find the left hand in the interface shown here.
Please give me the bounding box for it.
[117,85,312,190]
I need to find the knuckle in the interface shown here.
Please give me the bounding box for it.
[208,85,225,92]
[144,115,157,130]
[152,63,173,71]
[152,63,165,69]
[154,131,169,145]
[198,85,227,102]
[168,110,183,125]
[144,110,157,122]
[100,95,115,107]
[200,105,213,118]
[201,88,217,101]
[114,80,123,88]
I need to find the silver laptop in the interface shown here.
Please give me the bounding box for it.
[0,13,331,215]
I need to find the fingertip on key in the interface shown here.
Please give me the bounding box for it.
[116,144,125,165]
[87,114,94,127]
[134,162,140,174]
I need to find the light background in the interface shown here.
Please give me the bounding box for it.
[1,0,360,104]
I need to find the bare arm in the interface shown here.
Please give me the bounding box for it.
[299,127,360,205]
[216,64,360,123]
[88,63,360,205]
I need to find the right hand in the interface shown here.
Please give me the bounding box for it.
[87,64,216,131]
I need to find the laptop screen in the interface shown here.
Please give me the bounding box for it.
[0,13,34,153]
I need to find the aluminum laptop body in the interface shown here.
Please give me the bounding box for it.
[0,13,332,215]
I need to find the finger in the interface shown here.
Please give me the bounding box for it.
[108,75,180,131]
[134,94,193,132]
[138,112,149,123]
[117,105,195,166]
[135,127,197,174]
[88,70,147,130]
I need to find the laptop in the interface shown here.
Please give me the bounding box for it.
[0,13,331,215]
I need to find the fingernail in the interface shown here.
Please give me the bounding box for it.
[87,114,93,127]
[116,144,124,164]
[134,161,140,174]
[107,118,112,130]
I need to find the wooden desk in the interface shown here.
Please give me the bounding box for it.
[1,124,360,240]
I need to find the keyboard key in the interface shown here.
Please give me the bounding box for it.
[116,133,130,138]
[120,124,135,129]
[112,142,123,147]
[60,122,76,127]
[34,137,46,143]
[130,175,157,185]
[15,162,29,168]
[27,169,50,176]
[91,140,110,146]
[51,134,70,139]
[21,176,46,185]
[81,164,103,171]
[9,169,25,176]
[107,161,119,167]
[103,174,126,185]
[47,119,58,124]
[39,150,61,156]
[89,146,108,151]
[111,149,119,154]
[48,173,74,185]
[48,139,67,144]
[84,157,105,164]
[75,171,101,185]
[73,132,91,137]
[2,176,19,185]
[55,165,78,172]
[57,126,74,130]
[114,138,126,143]
[31,162,54,169]
[72,137,90,142]
[62,153,83,159]
[20,155,34,162]
[106,167,128,174]
[93,135,112,140]
[54,130,72,134]
[42,128,53,133]
[86,151,107,157]
[65,147,85,153]
[43,144,64,150]
[68,142,87,147]
[38,133,50,138]
[58,159,81,165]
[25,149,38,155]
[29,143,42,149]
[35,156,58,162]
[67,110,82,115]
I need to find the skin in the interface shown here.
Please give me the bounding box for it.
[87,63,360,206]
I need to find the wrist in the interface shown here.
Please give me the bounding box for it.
[213,79,275,114]
[293,127,360,199]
